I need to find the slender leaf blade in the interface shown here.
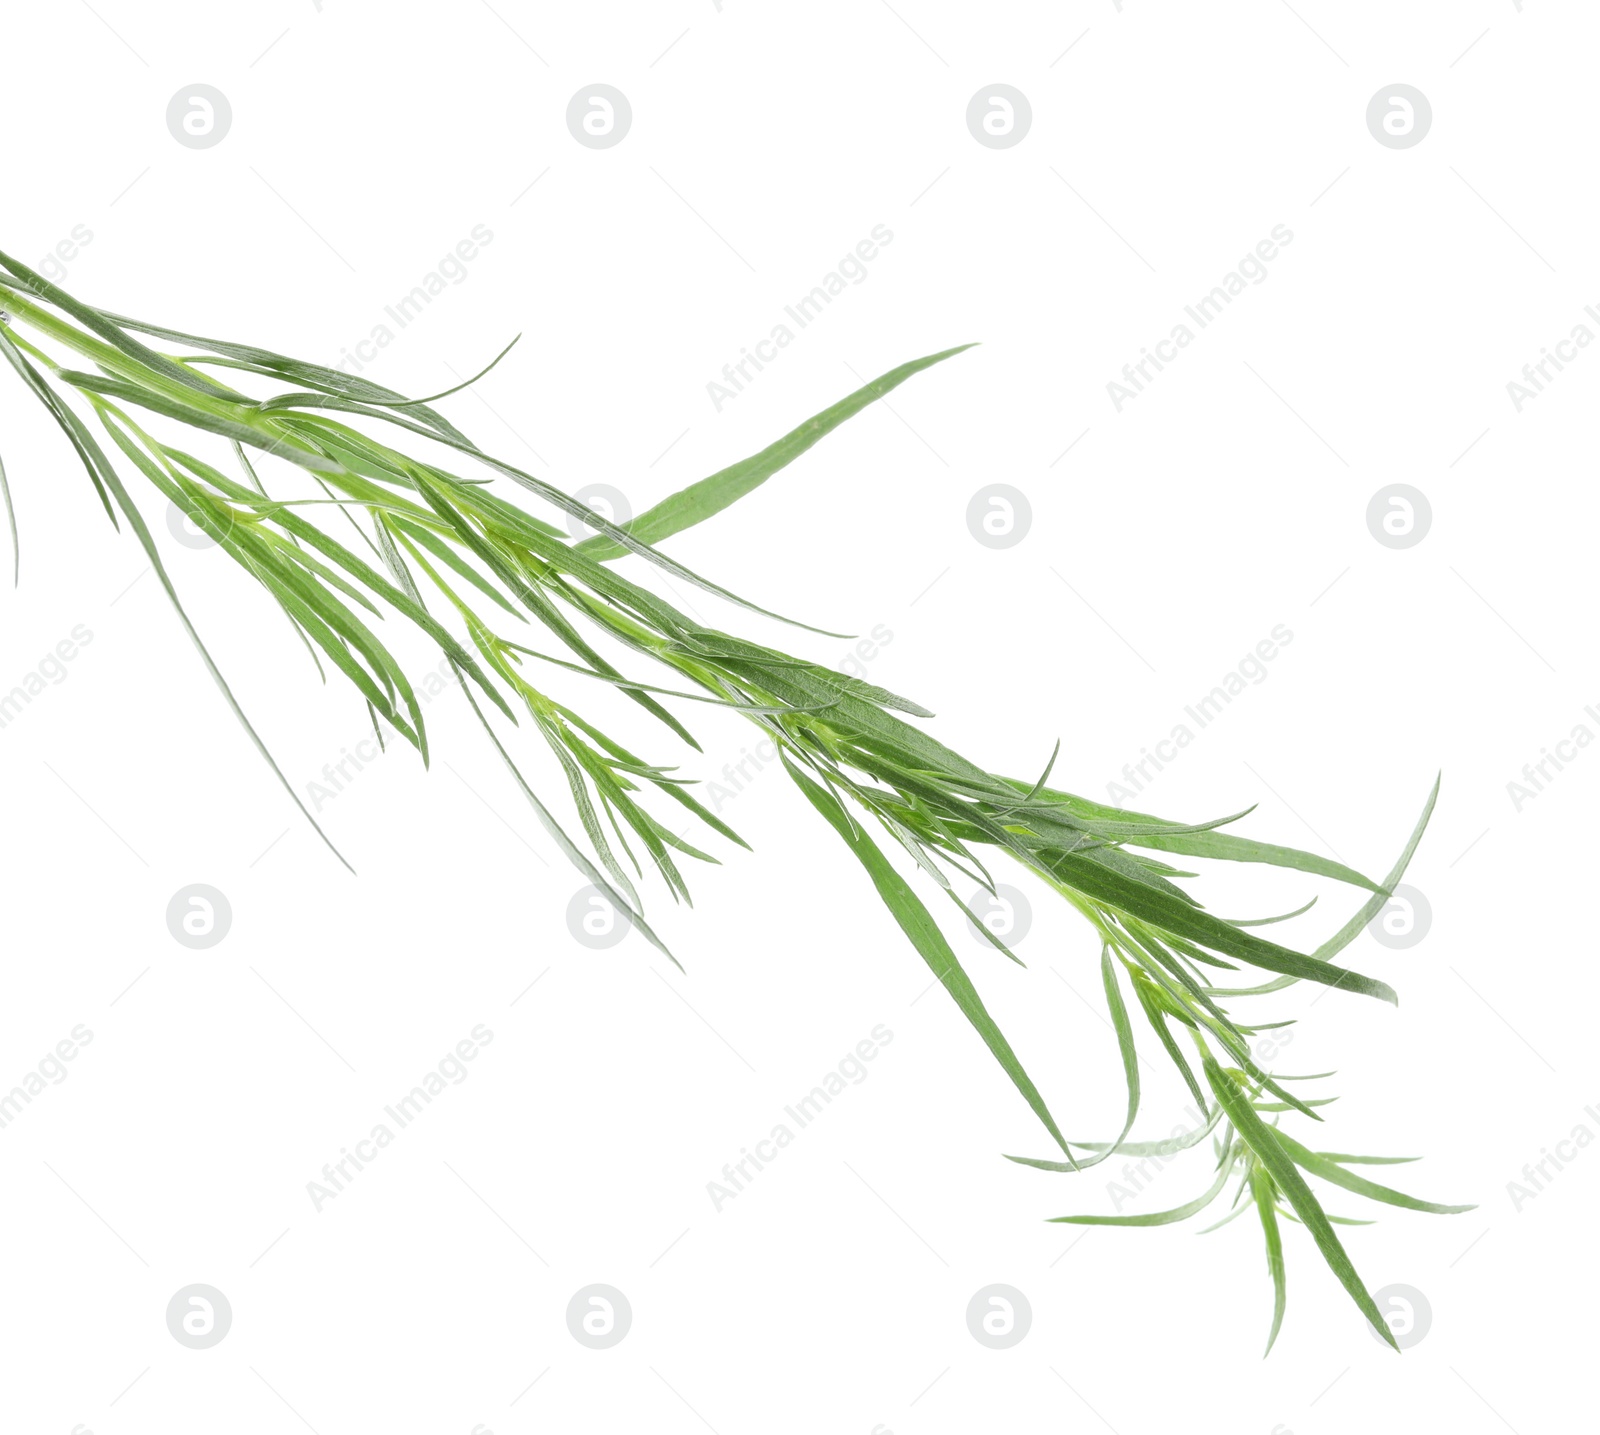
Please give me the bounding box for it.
[783,750,1073,1159]
[1205,1055,1398,1350]
[579,345,976,560]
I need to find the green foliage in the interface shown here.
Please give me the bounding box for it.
[0,251,1464,1349]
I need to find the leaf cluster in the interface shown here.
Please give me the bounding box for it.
[0,251,1465,1348]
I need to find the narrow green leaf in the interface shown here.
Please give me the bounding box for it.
[1251,1164,1288,1355]
[1204,974,1299,998]
[555,704,750,852]
[1314,775,1441,963]
[1054,948,1141,1170]
[1205,1055,1398,1350]
[1274,1131,1474,1214]
[1223,898,1318,929]
[455,678,680,968]
[269,391,858,640]
[1316,1152,1420,1166]
[783,750,1073,1159]
[98,305,473,445]
[390,515,524,618]
[1006,1103,1221,1171]
[0,324,119,527]
[1049,1150,1236,1226]
[44,391,354,869]
[1017,786,1385,892]
[1048,850,1398,1004]
[1278,1207,1375,1227]
[0,253,239,402]
[579,345,976,560]
[0,435,16,584]
[1130,973,1207,1109]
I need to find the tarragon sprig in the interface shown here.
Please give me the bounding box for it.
[0,247,1468,1349]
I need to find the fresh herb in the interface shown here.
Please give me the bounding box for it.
[0,250,1466,1348]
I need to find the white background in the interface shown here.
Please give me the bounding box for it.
[1,2,1593,1432]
